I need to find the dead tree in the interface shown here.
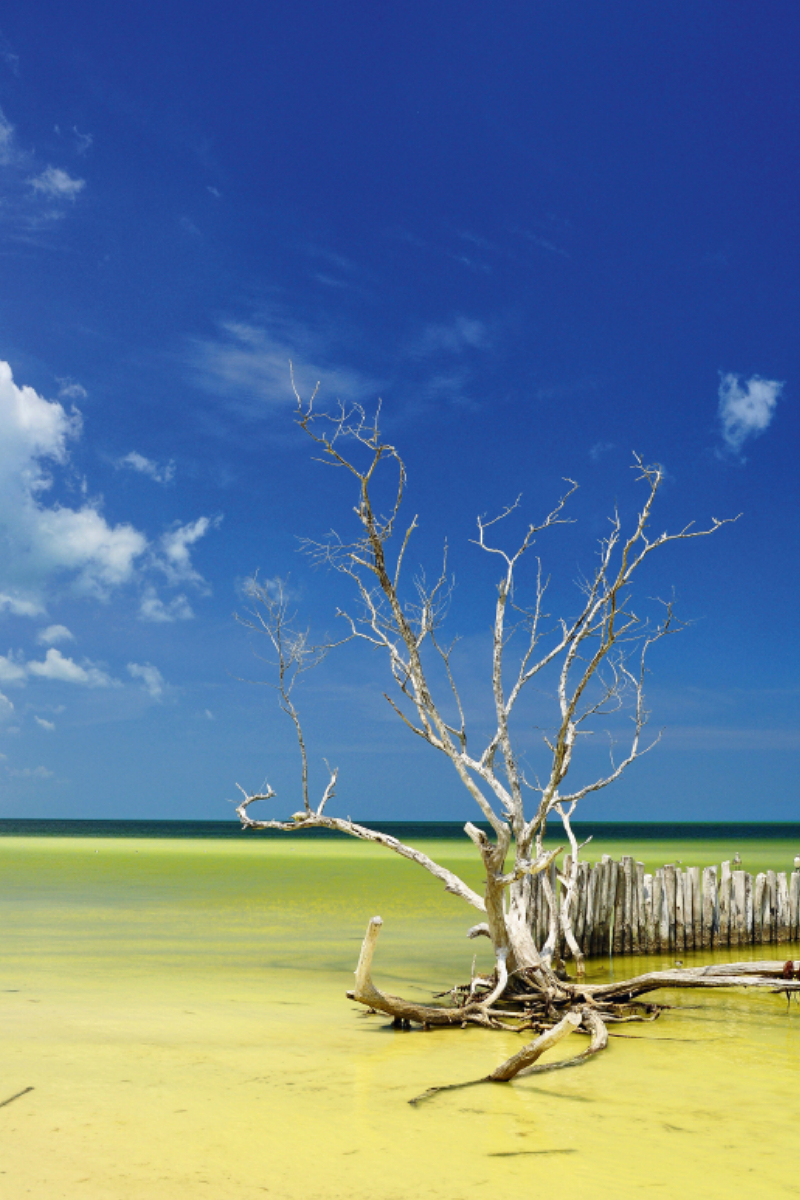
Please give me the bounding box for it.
[232,389,790,1097]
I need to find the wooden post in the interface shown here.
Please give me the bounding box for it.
[621,856,634,954]
[689,866,702,948]
[719,861,731,948]
[585,863,597,956]
[777,873,790,943]
[600,857,615,956]
[701,867,715,949]
[733,870,747,946]
[664,864,677,952]
[682,868,692,950]
[744,872,753,944]
[766,870,778,943]
[644,872,654,953]
[754,873,766,945]
[618,864,628,955]
[675,869,685,953]
[633,861,644,953]
[575,861,589,952]
[654,868,667,953]
[790,871,800,942]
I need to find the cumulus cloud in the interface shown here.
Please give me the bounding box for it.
[138,586,194,623]
[0,360,150,610]
[127,661,165,699]
[27,648,116,687]
[36,624,75,645]
[117,451,175,484]
[718,373,783,456]
[0,692,15,721]
[34,715,55,730]
[29,166,85,200]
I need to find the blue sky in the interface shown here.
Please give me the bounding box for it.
[0,1,797,822]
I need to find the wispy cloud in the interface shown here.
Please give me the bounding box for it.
[589,441,615,462]
[7,764,53,779]
[117,451,175,484]
[187,317,379,413]
[127,661,166,699]
[519,230,570,259]
[72,127,93,155]
[717,372,783,457]
[57,379,88,401]
[34,715,55,731]
[0,105,88,240]
[29,166,85,200]
[411,315,490,358]
[36,624,75,646]
[0,107,14,163]
[0,32,20,77]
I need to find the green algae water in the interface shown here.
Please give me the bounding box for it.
[2,829,800,1199]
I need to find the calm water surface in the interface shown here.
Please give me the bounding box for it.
[1,833,799,1199]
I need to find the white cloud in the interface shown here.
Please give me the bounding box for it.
[718,373,783,456]
[0,654,26,684]
[117,451,175,484]
[188,318,378,413]
[37,624,75,645]
[0,593,43,617]
[57,379,88,401]
[139,587,194,622]
[0,359,148,609]
[34,715,55,731]
[204,709,215,720]
[27,648,115,687]
[589,441,615,462]
[0,360,217,615]
[29,166,85,200]
[0,692,14,721]
[127,661,165,699]
[158,517,220,586]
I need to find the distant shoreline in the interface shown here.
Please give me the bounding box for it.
[1,817,800,840]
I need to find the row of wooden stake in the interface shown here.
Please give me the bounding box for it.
[529,855,800,958]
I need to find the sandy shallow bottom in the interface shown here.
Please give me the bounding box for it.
[2,835,800,1199]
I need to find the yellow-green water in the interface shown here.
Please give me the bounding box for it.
[2,835,800,1199]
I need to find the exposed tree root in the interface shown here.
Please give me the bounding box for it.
[348,918,800,1103]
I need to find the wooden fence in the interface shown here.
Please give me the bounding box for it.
[529,855,800,959]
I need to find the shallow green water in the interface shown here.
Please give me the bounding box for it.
[2,835,800,1199]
